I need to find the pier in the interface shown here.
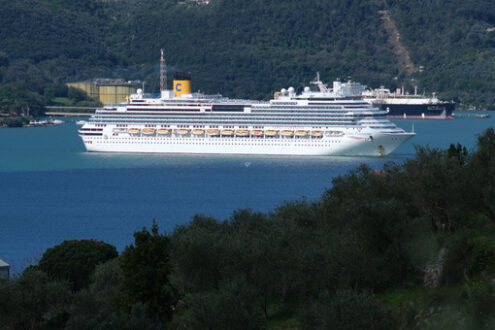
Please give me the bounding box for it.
[45,112,93,117]
[45,106,95,117]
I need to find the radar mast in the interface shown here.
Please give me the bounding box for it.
[160,49,167,92]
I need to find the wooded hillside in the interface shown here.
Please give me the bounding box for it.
[1,0,495,115]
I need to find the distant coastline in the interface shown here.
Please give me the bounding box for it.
[0,105,94,128]
[0,115,66,128]
[0,115,31,128]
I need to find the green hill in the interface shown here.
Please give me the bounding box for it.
[388,0,495,107]
[1,0,495,114]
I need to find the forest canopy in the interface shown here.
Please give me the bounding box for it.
[1,0,495,115]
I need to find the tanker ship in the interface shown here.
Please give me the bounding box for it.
[362,86,455,119]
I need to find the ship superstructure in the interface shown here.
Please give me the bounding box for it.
[79,61,414,156]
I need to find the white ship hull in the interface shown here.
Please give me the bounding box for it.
[81,132,413,157]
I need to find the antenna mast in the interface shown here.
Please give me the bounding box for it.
[160,48,167,92]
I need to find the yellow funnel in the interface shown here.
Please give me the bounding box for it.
[173,80,191,97]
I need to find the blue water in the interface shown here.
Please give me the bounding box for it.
[1,111,494,273]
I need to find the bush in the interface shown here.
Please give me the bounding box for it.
[38,239,118,290]
[173,278,266,330]
[68,87,90,102]
[468,236,495,280]
[299,289,397,330]
[463,282,495,329]
[0,269,72,329]
[119,221,178,324]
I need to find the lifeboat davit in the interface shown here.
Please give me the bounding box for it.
[326,131,344,136]
[112,128,127,135]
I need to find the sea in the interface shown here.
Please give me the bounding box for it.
[1,111,494,273]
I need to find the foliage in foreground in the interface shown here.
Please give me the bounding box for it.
[2,128,495,329]
[37,239,118,290]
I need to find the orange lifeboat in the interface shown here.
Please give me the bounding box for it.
[265,130,279,136]
[235,129,250,136]
[176,129,190,135]
[157,128,171,135]
[221,129,234,136]
[206,129,220,136]
[252,130,264,136]
[142,128,156,135]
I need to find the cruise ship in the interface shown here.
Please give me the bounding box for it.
[79,57,414,156]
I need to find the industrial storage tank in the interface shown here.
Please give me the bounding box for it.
[99,84,138,104]
[66,79,141,105]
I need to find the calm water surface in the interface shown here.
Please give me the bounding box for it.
[1,111,493,272]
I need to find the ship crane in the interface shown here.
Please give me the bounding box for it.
[310,72,329,93]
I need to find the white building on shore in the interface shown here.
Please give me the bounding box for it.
[0,259,9,279]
